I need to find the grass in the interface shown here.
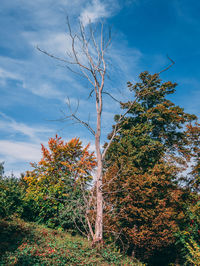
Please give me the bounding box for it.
[0,218,144,265]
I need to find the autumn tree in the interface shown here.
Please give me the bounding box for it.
[103,72,197,262]
[24,136,96,231]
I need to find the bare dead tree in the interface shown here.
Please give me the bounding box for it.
[37,17,175,245]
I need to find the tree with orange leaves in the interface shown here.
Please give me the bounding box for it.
[24,136,96,230]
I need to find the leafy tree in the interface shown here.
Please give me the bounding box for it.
[23,136,96,230]
[103,72,197,262]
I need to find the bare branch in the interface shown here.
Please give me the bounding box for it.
[65,98,96,135]
[71,113,95,135]
[102,91,122,104]
[158,55,175,75]
[87,89,94,99]
[102,100,136,160]
[36,46,76,65]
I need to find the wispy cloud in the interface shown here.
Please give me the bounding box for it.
[80,0,111,26]
[0,139,43,176]
[0,112,53,142]
[25,32,72,56]
[0,140,41,162]
[0,112,54,175]
[24,82,64,99]
[0,67,21,81]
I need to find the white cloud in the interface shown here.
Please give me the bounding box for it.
[1,0,88,29]
[0,112,53,142]
[25,32,72,56]
[0,67,23,87]
[24,82,64,99]
[0,67,20,81]
[0,112,53,175]
[79,0,119,26]
[0,57,67,100]
[0,140,41,162]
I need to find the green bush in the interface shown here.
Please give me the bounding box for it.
[175,195,200,264]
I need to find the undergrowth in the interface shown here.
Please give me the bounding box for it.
[0,218,144,265]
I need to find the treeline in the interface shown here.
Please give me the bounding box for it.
[0,72,200,265]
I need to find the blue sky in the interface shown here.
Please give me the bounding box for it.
[0,0,200,176]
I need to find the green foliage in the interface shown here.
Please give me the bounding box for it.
[175,194,200,264]
[185,238,200,265]
[175,231,200,265]
[0,175,25,218]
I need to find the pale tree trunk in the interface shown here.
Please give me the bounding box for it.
[95,156,103,241]
[94,107,103,242]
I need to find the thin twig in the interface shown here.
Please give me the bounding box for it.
[158,55,175,75]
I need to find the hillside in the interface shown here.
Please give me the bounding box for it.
[0,218,143,265]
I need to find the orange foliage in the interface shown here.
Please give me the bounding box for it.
[24,135,96,199]
[103,162,183,258]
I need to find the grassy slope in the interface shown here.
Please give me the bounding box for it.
[0,218,144,265]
